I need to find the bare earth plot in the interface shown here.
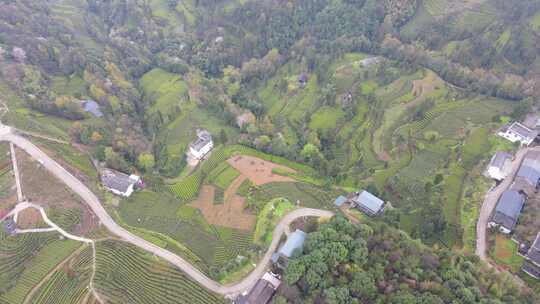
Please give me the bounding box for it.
[226,155,295,185]
[191,155,297,231]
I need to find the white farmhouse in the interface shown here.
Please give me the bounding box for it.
[101,169,141,197]
[486,151,512,181]
[498,122,538,146]
[189,129,214,160]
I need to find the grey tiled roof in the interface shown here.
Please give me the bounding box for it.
[517,151,540,186]
[334,195,347,207]
[489,151,512,169]
[352,191,384,214]
[190,131,212,152]
[528,232,540,265]
[508,122,537,139]
[491,190,525,230]
[101,170,135,193]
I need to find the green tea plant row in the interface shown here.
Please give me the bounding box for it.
[94,241,224,304]
[31,246,93,304]
[0,230,80,304]
[212,228,253,266]
[399,101,466,135]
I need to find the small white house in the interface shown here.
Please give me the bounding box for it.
[189,129,214,160]
[486,152,513,181]
[101,169,140,197]
[498,122,538,146]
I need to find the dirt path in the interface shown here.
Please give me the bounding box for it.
[10,142,23,202]
[225,175,247,203]
[23,244,88,304]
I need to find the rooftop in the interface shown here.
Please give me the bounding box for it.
[491,190,525,230]
[278,229,306,258]
[517,151,540,186]
[508,122,537,139]
[528,232,540,265]
[489,151,512,169]
[352,190,384,214]
[190,130,212,152]
[235,274,279,304]
[3,218,16,235]
[82,100,103,118]
[101,169,139,194]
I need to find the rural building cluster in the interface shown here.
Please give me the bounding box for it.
[487,119,540,279]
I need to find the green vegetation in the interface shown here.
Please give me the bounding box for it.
[208,163,240,190]
[30,245,92,304]
[492,235,525,273]
[281,216,536,303]
[254,198,296,246]
[140,68,188,115]
[94,240,225,304]
[0,231,81,304]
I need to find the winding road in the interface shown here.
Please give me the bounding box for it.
[0,125,334,296]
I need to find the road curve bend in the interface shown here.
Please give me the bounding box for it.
[0,130,334,296]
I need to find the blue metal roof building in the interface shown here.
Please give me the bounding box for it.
[278,229,306,258]
[272,229,306,269]
[334,195,347,207]
[352,190,385,216]
[83,100,103,118]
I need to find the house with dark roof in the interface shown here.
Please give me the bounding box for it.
[272,229,306,269]
[82,100,103,118]
[188,129,214,160]
[516,150,540,188]
[486,151,512,181]
[235,272,281,304]
[498,122,538,146]
[488,190,525,234]
[350,190,385,216]
[522,232,540,279]
[101,169,141,197]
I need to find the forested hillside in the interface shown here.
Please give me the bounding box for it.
[279,216,539,304]
[0,0,539,250]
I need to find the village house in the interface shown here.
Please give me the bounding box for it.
[235,272,281,304]
[101,169,141,197]
[516,150,540,189]
[350,190,385,216]
[334,195,347,208]
[486,151,512,181]
[271,229,306,270]
[498,122,538,146]
[188,129,214,160]
[488,190,525,234]
[521,232,540,279]
[82,100,103,118]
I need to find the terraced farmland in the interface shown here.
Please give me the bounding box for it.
[30,246,93,304]
[0,231,81,304]
[94,240,225,304]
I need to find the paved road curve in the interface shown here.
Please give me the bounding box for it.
[0,128,334,296]
[476,147,530,260]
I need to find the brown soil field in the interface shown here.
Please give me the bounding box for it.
[191,183,256,231]
[227,155,295,185]
[17,208,46,229]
